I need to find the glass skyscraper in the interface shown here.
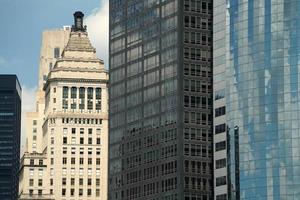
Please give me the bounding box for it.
[109,0,213,199]
[0,75,21,200]
[214,0,300,199]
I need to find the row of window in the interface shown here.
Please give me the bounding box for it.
[62,137,101,145]
[62,157,101,165]
[184,47,211,61]
[184,63,212,77]
[61,117,102,125]
[29,159,44,166]
[184,111,212,125]
[62,87,101,99]
[29,179,43,186]
[62,127,101,135]
[61,188,100,197]
[184,176,210,190]
[49,168,101,176]
[184,79,211,93]
[184,160,211,174]
[184,144,211,157]
[184,95,211,109]
[49,147,101,156]
[184,127,211,142]
[184,0,212,14]
[62,177,100,186]
[184,15,212,30]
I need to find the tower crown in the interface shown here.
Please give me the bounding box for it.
[72,11,86,32]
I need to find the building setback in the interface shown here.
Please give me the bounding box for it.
[0,75,21,200]
[19,26,70,200]
[19,12,109,200]
[43,12,109,200]
[213,0,300,199]
[109,0,213,199]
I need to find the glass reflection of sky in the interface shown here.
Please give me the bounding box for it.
[225,0,300,198]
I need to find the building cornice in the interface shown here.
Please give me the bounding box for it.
[43,77,108,90]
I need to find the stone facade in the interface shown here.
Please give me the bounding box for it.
[19,13,108,200]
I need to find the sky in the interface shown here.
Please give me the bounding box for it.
[0,0,109,151]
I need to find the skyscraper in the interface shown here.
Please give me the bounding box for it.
[19,26,70,200]
[0,75,21,200]
[213,0,300,199]
[43,11,109,200]
[19,12,109,200]
[109,1,213,199]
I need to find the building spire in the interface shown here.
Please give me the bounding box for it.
[72,11,86,32]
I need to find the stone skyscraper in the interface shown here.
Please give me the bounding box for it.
[109,1,213,199]
[19,26,70,200]
[19,12,108,200]
[0,75,21,200]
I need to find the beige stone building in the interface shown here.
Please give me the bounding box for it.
[19,12,108,200]
[19,26,70,200]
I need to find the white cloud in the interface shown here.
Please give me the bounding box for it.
[21,86,36,154]
[85,0,109,68]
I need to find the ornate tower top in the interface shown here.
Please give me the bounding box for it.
[72,11,86,32]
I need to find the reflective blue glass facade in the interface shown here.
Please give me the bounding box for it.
[214,0,300,199]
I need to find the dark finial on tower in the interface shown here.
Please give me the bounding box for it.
[72,11,87,32]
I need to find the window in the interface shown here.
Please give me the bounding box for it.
[38,169,43,176]
[39,159,43,165]
[88,138,92,144]
[80,158,84,165]
[96,178,100,186]
[72,128,76,134]
[30,168,34,176]
[50,178,53,185]
[63,86,69,98]
[216,176,227,186]
[88,128,93,134]
[216,158,226,169]
[79,178,83,185]
[215,141,226,152]
[71,168,75,175]
[88,178,92,186]
[62,168,67,175]
[29,179,34,186]
[71,157,75,164]
[62,178,66,185]
[88,158,92,165]
[38,179,43,186]
[215,123,226,134]
[215,106,226,117]
[71,178,75,186]
[80,138,84,144]
[30,159,34,165]
[63,137,67,144]
[29,190,33,196]
[96,128,101,135]
[62,188,66,196]
[71,87,77,98]
[96,158,100,165]
[54,47,60,58]
[70,188,75,196]
[96,189,100,197]
[87,189,92,196]
[80,128,84,134]
[96,88,101,99]
[79,189,83,196]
